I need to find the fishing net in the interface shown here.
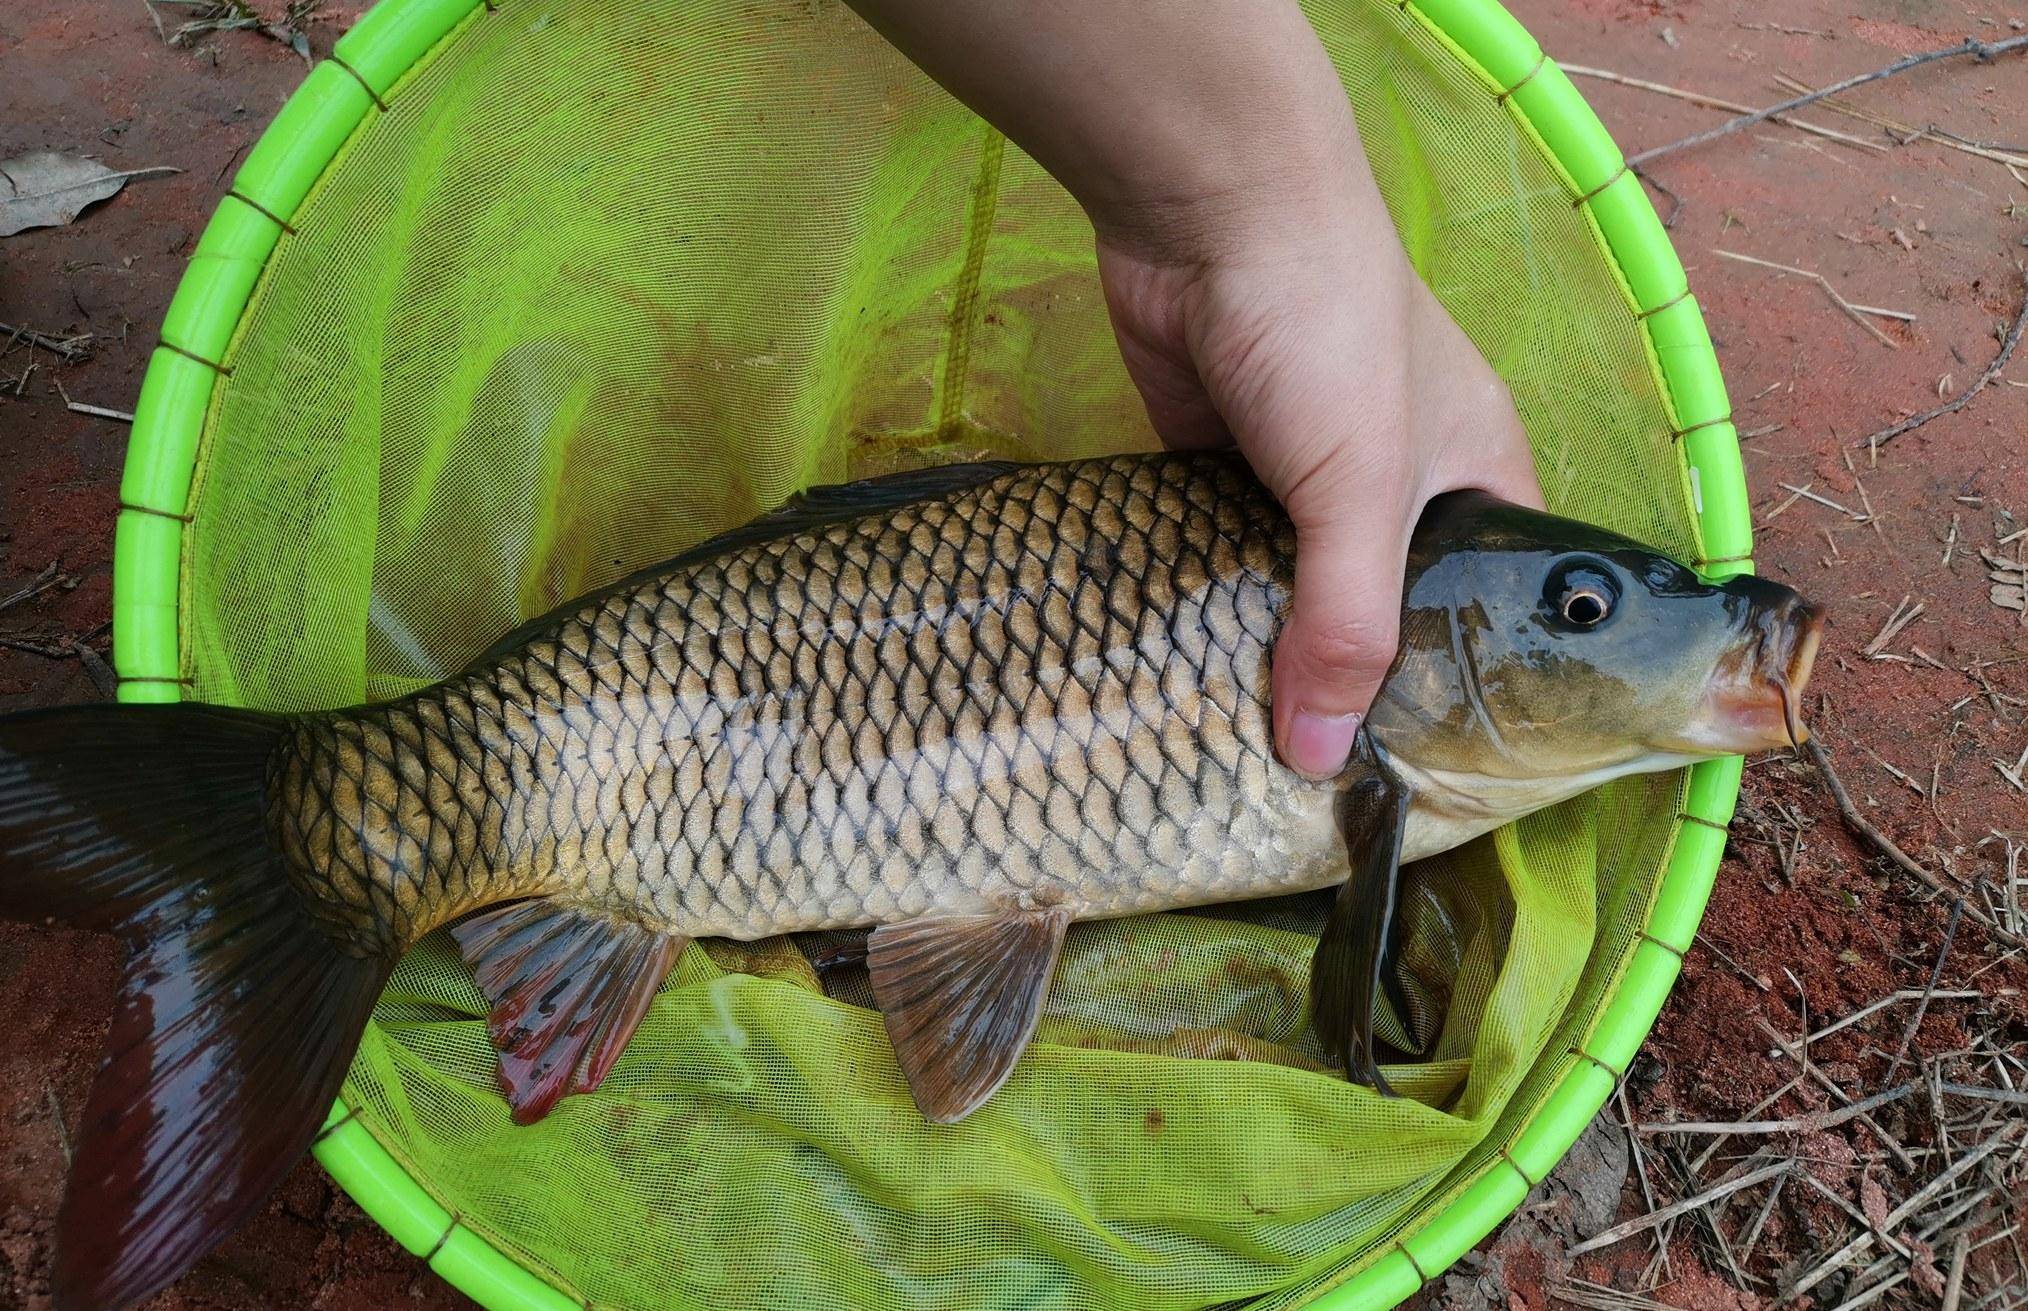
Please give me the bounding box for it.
[138,0,1733,1305]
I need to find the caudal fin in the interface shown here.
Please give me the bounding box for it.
[0,705,394,1311]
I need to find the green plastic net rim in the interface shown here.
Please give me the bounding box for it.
[110,0,1752,1305]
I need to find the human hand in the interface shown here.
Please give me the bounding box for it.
[1094,182,1542,778]
[842,0,1543,778]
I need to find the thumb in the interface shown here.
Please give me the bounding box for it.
[1270,489,1413,780]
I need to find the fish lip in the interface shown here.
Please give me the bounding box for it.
[1779,605,1823,747]
[1669,595,1825,756]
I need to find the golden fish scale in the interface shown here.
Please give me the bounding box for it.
[268,455,1343,954]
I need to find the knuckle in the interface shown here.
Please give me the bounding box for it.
[1292,614,1399,681]
[1280,441,1411,524]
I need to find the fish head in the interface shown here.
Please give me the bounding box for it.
[1372,492,1823,781]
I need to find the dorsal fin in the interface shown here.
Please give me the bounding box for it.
[470,459,1024,667]
[687,459,1026,562]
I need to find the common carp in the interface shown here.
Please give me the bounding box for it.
[0,451,1820,1309]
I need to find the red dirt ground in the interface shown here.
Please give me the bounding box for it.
[2,2,2023,1309]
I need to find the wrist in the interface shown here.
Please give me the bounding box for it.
[1084,125,1402,283]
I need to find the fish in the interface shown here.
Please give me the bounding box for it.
[0,451,1822,1309]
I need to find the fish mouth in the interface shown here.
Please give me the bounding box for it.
[1779,611,1822,746]
[1699,597,1825,753]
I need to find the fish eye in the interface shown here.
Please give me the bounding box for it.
[1562,587,1610,627]
[1544,560,1619,630]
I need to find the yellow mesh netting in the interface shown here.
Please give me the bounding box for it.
[182,0,1699,1306]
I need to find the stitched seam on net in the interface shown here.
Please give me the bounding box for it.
[935,128,1006,441]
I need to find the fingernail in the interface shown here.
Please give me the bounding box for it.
[1287,710,1360,779]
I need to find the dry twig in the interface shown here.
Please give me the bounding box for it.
[1561,64,1886,154]
[49,377,134,424]
[1810,990,1987,1045]
[1637,1082,1916,1136]
[1885,900,1963,1082]
[1632,34,2028,166]
[1942,1234,1971,1311]
[1616,1083,1663,1246]
[1805,737,2028,952]
[0,561,65,615]
[1738,21,1832,37]
[0,322,92,362]
[1785,1122,2024,1299]
[1772,72,2028,171]
[1862,595,1924,656]
[64,399,134,423]
[1938,1082,2028,1106]
[44,1083,71,1165]
[1796,1173,1915,1261]
[1715,249,1906,347]
[1756,1020,1918,1170]
[1568,1159,1793,1256]
[1860,278,2028,450]
[0,634,79,659]
[1783,481,1868,521]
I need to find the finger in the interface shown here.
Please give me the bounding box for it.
[1270,494,1412,780]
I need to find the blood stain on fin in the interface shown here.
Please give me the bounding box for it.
[1309,753,1410,1097]
[866,906,1072,1124]
[0,704,395,1311]
[451,900,684,1125]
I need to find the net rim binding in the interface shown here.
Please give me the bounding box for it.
[112,0,1753,1306]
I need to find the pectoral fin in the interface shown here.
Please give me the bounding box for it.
[1310,756,1410,1096]
[867,906,1073,1123]
[451,900,686,1124]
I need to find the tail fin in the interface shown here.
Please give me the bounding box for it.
[0,705,394,1311]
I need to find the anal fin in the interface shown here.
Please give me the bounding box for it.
[867,906,1072,1124]
[1310,748,1411,1097]
[450,900,685,1124]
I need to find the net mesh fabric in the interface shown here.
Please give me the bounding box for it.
[184,0,1701,1306]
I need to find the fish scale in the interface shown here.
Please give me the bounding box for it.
[266,453,1339,957]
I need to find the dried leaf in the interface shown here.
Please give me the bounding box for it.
[0,153,178,237]
[1989,547,2028,613]
[1859,1171,1889,1232]
[1908,1236,1945,1298]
